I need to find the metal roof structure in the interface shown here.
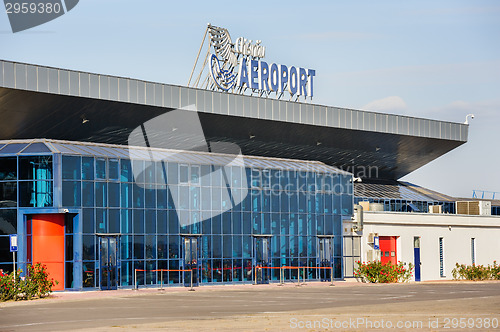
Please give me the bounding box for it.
[354,180,454,202]
[0,138,350,175]
[0,59,468,179]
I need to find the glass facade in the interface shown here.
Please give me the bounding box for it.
[354,197,456,214]
[0,140,353,289]
[0,154,53,274]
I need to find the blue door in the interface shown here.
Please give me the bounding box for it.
[414,236,421,282]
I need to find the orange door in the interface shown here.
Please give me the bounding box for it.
[31,214,65,290]
[379,236,397,265]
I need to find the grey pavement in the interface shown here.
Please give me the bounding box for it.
[1,280,499,331]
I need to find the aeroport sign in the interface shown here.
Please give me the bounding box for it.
[236,58,315,97]
[207,24,315,99]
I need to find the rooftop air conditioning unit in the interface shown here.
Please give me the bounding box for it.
[367,232,378,244]
[352,204,364,231]
[369,203,384,212]
[456,201,491,216]
[428,205,442,214]
[359,201,370,211]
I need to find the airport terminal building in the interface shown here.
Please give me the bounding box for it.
[0,59,499,290]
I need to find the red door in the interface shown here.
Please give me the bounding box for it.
[379,236,397,265]
[31,214,65,290]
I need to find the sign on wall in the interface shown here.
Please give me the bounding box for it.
[9,234,18,252]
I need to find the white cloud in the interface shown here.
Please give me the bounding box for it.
[362,96,408,113]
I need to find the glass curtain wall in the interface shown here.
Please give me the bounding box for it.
[59,153,351,288]
[0,147,352,288]
[0,155,53,273]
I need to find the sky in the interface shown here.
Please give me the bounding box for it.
[1,0,499,198]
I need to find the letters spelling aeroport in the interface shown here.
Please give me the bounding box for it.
[189,24,315,100]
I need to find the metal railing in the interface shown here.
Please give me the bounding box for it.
[133,265,336,291]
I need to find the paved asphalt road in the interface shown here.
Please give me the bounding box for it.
[1,282,500,331]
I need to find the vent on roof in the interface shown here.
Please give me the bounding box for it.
[428,205,442,214]
[456,201,491,216]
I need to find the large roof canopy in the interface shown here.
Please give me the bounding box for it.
[0,60,468,179]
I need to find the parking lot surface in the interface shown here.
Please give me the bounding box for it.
[1,281,500,331]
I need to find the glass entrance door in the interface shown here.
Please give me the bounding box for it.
[318,237,333,281]
[100,236,118,290]
[253,237,271,284]
[182,237,200,287]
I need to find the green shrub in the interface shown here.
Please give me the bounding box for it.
[452,261,500,281]
[354,260,413,283]
[0,263,58,302]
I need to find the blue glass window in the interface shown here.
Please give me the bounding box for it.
[120,159,132,182]
[145,185,156,208]
[62,156,81,180]
[133,183,144,208]
[82,157,94,180]
[19,181,53,207]
[62,181,81,207]
[0,209,16,235]
[108,182,120,208]
[95,182,107,207]
[82,181,94,207]
[121,209,132,234]
[145,210,156,234]
[121,183,132,208]
[0,182,16,207]
[157,185,167,209]
[167,163,178,184]
[96,158,106,180]
[191,165,200,184]
[200,165,211,187]
[19,156,52,180]
[96,208,107,233]
[133,235,145,259]
[251,168,260,188]
[168,210,179,234]
[133,210,145,234]
[109,209,120,233]
[109,159,119,180]
[0,157,16,180]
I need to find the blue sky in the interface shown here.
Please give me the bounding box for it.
[1,0,499,198]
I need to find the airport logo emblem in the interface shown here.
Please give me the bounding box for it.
[3,0,79,33]
[210,53,237,91]
[190,24,316,100]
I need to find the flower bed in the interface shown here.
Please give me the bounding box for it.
[452,261,500,281]
[354,260,414,283]
[0,263,58,302]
